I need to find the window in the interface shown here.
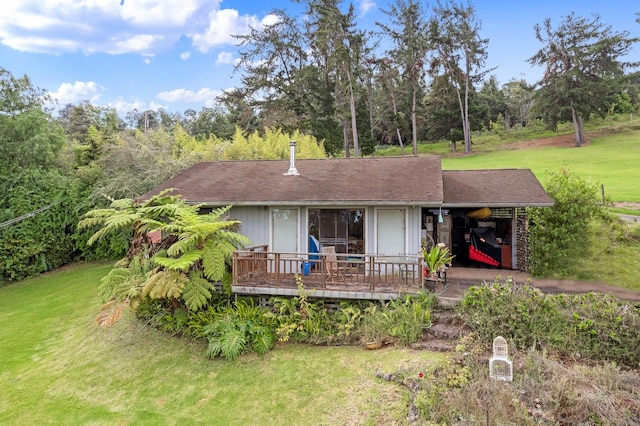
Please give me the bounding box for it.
[309,209,364,254]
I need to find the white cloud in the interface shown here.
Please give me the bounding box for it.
[190,9,262,53]
[157,88,221,106]
[180,51,192,60]
[359,0,376,16]
[107,98,167,116]
[216,51,235,65]
[261,13,281,27]
[49,81,104,105]
[118,0,212,27]
[0,0,263,56]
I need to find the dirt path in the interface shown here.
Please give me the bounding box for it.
[443,268,640,303]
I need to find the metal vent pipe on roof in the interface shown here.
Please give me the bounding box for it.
[284,140,300,176]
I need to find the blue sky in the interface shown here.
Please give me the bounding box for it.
[1,0,638,116]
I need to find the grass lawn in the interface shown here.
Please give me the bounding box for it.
[0,262,443,425]
[442,126,640,202]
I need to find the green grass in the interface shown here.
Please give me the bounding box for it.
[442,128,640,202]
[0,262,443,425]
[375,118,640,203]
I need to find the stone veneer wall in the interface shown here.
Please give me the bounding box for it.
[515,208,529,272]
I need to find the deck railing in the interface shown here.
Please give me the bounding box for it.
[232,247,425,298]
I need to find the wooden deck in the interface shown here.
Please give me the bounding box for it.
[232,246,428,300]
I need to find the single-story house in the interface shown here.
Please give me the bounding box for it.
[142,142,553,300]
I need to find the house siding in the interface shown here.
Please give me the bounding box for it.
[231,204,422,257]
[230,206,270,247]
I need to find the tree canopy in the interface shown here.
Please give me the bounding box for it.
[528,13,639,146]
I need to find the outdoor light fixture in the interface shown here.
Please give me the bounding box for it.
[438,207,443,223]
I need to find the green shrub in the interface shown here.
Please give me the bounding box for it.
[459,279,564,350]
[528,169,600,277]
[384,293,436,346]
[201,298,276,360]
[204,313,275,361]
[459,279,640,367]
[269,277,331,343]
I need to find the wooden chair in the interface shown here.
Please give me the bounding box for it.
[321,246,346,282]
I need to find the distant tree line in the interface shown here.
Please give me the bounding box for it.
[58,2,640,155]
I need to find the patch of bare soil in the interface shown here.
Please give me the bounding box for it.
[612,201,640,210]
[505,133,582,149]
[500,126,632,150]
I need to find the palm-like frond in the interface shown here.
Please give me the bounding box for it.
[143,269,188,300]
[77,208,119,228]
[217,229,251,250]
[96,299,129,330]
[201,243,227,281]
[98,267,131,302]
[166,232,201,257]
[153,249,203,271]
[109,198,136,210]
[221,270,233,295]
[206,205,233,221]
[85,211,141,246]
[182,271,215,311]
[141,203,186,220]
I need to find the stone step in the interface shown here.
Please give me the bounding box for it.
[431,311,465,326]
[428,323,470,340]
[412,339,456,352]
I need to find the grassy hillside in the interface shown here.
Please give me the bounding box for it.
[0,262,440,424]
[442,126,640,202]
[376,119,640,203]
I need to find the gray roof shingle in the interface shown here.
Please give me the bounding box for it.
[141,156,444,206]
[442,169,553,207]
[141,157,552,208]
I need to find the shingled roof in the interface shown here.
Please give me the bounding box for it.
[442,169,553,208]
[141,156,444,206]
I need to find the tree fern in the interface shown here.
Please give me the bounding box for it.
[81,189,251,315]
[98,267,131,302]
[182,271,215,311]
[153,248,203,271]
[201,243,227,281]
[218,229,251,250]
[143,269,187,300]
[221,271,233,294]
[96,299,128,330]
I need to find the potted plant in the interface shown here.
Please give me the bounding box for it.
[422,243,455,291]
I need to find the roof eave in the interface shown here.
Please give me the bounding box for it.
[190,200,445,207]
[443,202,554,208]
